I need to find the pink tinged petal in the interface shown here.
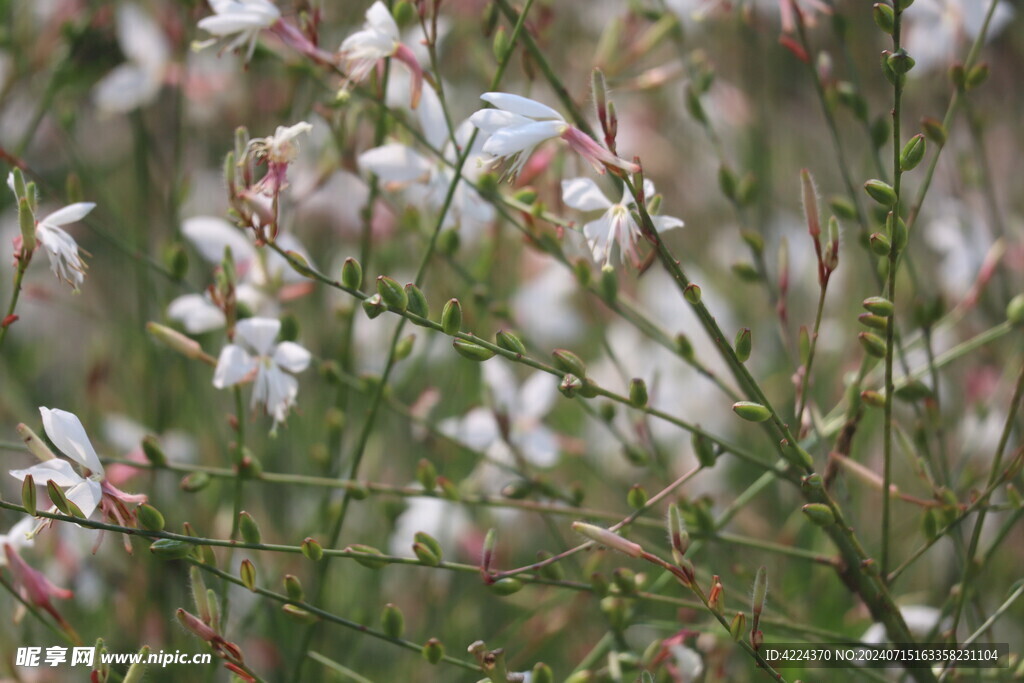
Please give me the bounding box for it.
[560,126,640,174]
[561,177,613,212]
[234,317,281,355]
[392,43,423,109]
[40,202,95,227]
[10,460,85,488]
[358,144,433,183]
[272,341,311,373]
[213,344,256,388]
[4,545,73,605]
[365,1,400,40]
[468,109,531,136]
[517,371,557,421]
[513,423,560,468]
[66,479,104,520]
[39,408,104,475]
[167,294,226,334]
[652,215,685,233]
[181,216,257,267]
[480,92,563,121]
[481,120,565,157]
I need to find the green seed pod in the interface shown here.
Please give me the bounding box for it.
[552,349,587,377]
[452,338,494,361]
[492,26,510,61]
[422,638,444,665]
[441,298,462,335]
[341,257,362,290]
[900,134,926,171]
[531,663,554,683]
[730,611,747,641]
[18,198,36,253]
[692,432,717,468]
[751,566,768,618]
[376,276,408,312]
[802,503,836,526]
[859,313,889,331]
[863,296,895,316]
[413,542,441,567]
[731,262,761,282]
[887,49,915,75]
[282,574,303,601]
[965,62,990,89]
[599,265,618,302]
[238,511,261,545]
[495,329,526,355]
[718,164,738,202]
[382,603,405,638]
[21,474,36,516]
[301,537,324,561]
[240,559,257,591]
[122,647,150,683]
[684,283,702,304]
[47,480,84,518]
[732,401,771,422]
[921,117,947,146]
[416,458,438,492]
[149,539,195,560]
[734,327,752,362]
[864,179,897,207]
[872,3,895,33]
[667,503,690,558]
[348,544,388,569]
[628,378,648,408]
[404,284,429,320]
[137,504,165,531]
[798,325,811,365]
[490,577,524,596]
[869,232,892,256]
[627,484,648,510]
[362,294,385,319]
[140,435,167,467]
[859,332,887,358]
[1006,294,1024,325]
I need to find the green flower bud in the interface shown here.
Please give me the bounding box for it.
[864,179,897,207]
[437,227,460,256]
[149,539,195,560]
[732,401,771,422]
[348,543,388,569]
[284,574,304,601]
[341,257,362,290]
[239,511,261,545]
[422,638,444,665]
[734,327,752,362]
[180,471,211,492]
[599,265,618,302]
[863,296,894,316]
[240,559,257,591]
[21,474,36,515]
[301,537,324,561]
[376,276,408,312]
[362,293,385,319]
[965,62,990,89]
[1006,294,1024,325]
[392,0,416,25]
[393,334,416,362]
[887,211,908,252]
[531,663,554,683]
[829,196,858,220]
[413,542,441,567]
[900,134,926,171]
[441,298,462,335]
[628,378,648,408]
[858,332,887,358]
[730,611,747,641]
[47,480,85,517]
[536,551,565,581]
[731,262,761,282]
[490,577,524,596]
[382,603,405,638]
[140,435,167,466]
[495,329,526,355]
[861,390,886,408]
[416,458,438,492]
[18,199,38,252]
[404,284,429,320]
[667,503,690,558]
[921,117,947,146]
[718,164,738,202]
[922,508,939,541]
[492,26,510,61]
[684,283,701,304]
[872,3,895,33]
[869,232,892,256]
[802,503,836,526]
[859,313,888,331]
[137,504,165,531]
[886,49,915,75]
[552,349,587,376]
[692,432,717,468]
[627,484,648,510]
[751,565,768,617]
[894,379,934,402]
[452,338,494,361]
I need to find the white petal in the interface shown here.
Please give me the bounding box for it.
[272,341,311,373]
[10,460,85,488]
[582,212,615,261]
[561,177,613,212]
[39,408,104,475]
[252,363,299,424]
[513,424,559,468]
[482,362,517,415]
[234,317,281,355]
[39,202,95,226]
[93,63,161,113]
[66,479,104,520]
[0,517,37,554]
[517,371,557,420]
[117,3,169,70]
[364,1,400,41]
[480,92,563,121]
[358,144,433,183]
[417,84,449,150]
[181,216,257,267]
[212,344,256,388]
[481,120,564,157]
[652,214,685,233]
[167,294,226,334]
[468,108,531,135]
[451,407,500,451]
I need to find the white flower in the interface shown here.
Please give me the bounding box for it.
[8,172,94,290]
[93,4,169,113]
[470,92,639,178]
[11,409,109,521]
[862,605,947,644]
[248,121,313,193]
[903,0,1015,74]
[561,177,683,267]
[0,517,37,564]
[358,87,495,236]
[213,317,311,426]
[339,1,423,107]
[388,495,472,559]
[197,0,281,62]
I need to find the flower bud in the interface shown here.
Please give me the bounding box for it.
[21,474,37,515]
[863,296,894,316]
[751,565,768,621]
[16,423,56,462]
[495,329,526,356]
[628,378,648,408]
[150,539,195,560]
[829,196,857,220]
[872,3,895,33]
[859,313,888,331]
[301,537,323,561]
[362,293,385,319]
[1006,294,1024,325]
[730,611,747,641]
[861,390,886,408]
[137,504,165,531]
[965,62,990,90]
[140,435,167,467]
[894,379,934,402]
[552,349,587,377]
[599,265,618,302]
[719,164,738,202]
[532,663,554,683]
[490,577,524,596]
[280,574,304,602]
[492,26,510,61]
[858,332,887,358]
[864,179,897,207]
[341,257,362,290]
[347,544,388,569]
[887,211,908,252]
[537,551,565,581]
[559,374,582,398]
[180,471,211,492]
[238,511,261,545]
[381,603,405,638]
[675,333,695,361]
[240,559,257,591]
[732,401,771,422]
[441,298,462,335]
[571,522,643,558]
[692,432,717,468]
[731,262,760,282]
[667,503,690,559]
[734,328,752,363]
[47,480,85,517]
[416,458,437,491]
[684,283,702,304]
[887,49,915,75]
[376,276,408,312]
[869,232,891,256]
[900,134,926,171]
[146,323,214,364]
[802,503,836,526]
[422,638,444,664]
[452,338,494,361]
[627,484,648,510]
[921,117,947,146]
[18,197,36,254]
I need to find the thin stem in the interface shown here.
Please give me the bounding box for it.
[0,260,28,353]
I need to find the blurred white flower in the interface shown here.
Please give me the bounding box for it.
[339,1,423,107]
[862,605,947,643]
[248,121,313,193]
[358,86,495,236]
[562,177,683,267]
[0,517,37,563]
[197,0,281,62]
[470,92,639,178]
[388,495,472,559]
[904,0,1015,75]
[93,4,169,113]
[212,317,311,426]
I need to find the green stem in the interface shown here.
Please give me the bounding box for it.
[0,261,28,353]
